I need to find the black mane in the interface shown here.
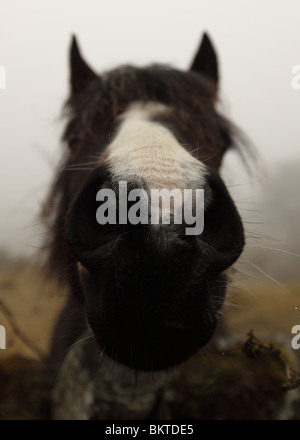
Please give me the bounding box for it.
[42,64,237,284]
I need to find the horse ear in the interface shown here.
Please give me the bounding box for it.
[190,33,219,84]
[70,35,98,94]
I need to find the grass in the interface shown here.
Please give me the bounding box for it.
[0,255,299,360]
[0,255,299,419]
[226,280,300,344]
[0,255,66,361]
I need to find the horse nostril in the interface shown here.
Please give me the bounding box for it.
[198,169,245,269]
[65,166,121,266]
[196,239,243,273]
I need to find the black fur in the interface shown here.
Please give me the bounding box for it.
[190,32,219,83]
[42,33,245,370]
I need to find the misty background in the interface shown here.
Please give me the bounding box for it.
[1,2,300,421]
[0,0,299,283]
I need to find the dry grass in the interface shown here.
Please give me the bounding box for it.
[0,255,299,419]
[0,256,66,361]
[226,280,300,343]
[0,254,299,361]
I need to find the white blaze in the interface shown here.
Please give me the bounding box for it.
[105,102,207,220]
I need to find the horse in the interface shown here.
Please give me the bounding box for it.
[42,32,245,371]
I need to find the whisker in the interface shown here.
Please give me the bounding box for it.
[66,160,100,168]
[65,168,95,171]
[231,266,260,282]
[229,276,257,298]
[60,333,95,360]
[247,244,300,259]
[240,259,288,292]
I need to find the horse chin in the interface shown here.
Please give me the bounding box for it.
[93,322,217,371]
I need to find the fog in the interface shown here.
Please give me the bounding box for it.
[0,0,299,257]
